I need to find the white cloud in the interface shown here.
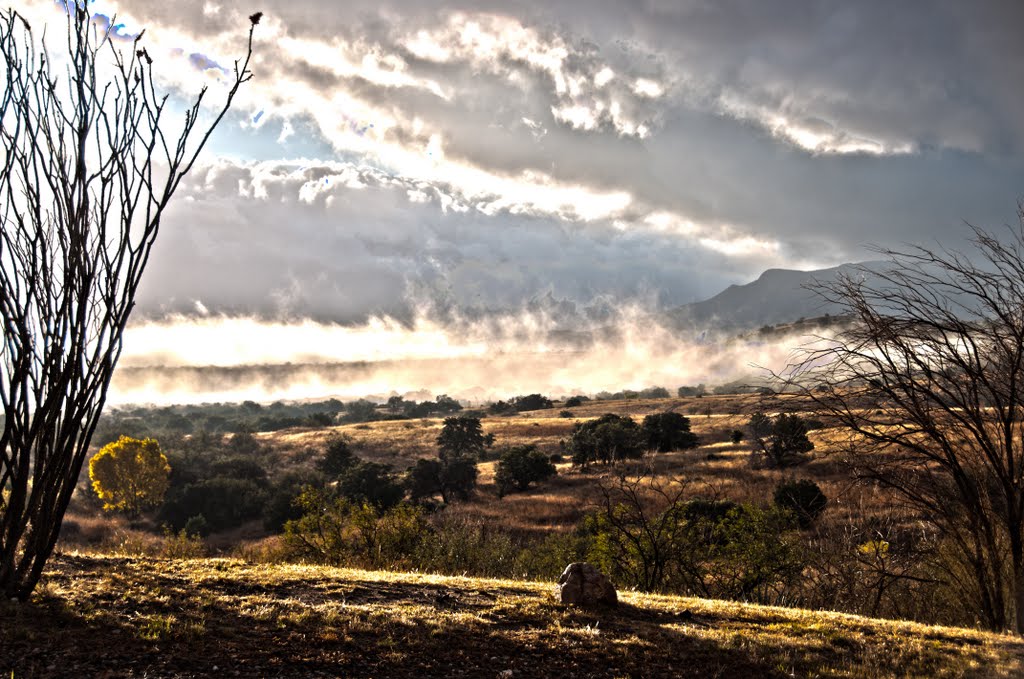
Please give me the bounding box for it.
[715,95,916,155]
[633,78,664,98]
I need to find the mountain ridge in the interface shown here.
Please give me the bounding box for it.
[672,261,886,329]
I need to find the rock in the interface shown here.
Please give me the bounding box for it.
[555,562,617,606]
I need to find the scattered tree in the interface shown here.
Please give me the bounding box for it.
[407,456,478,504]
[677,385,706,398]
[437,416,493,460]
[567,414,646,466]
[88,436,171,518]
[318,437,356,476]
[263,470,326,532]
[774,480,828,528]
[640,386,670,399]
[642,412,699,453]
[747,412,773,441]
[494,445,556,497]
[340,399,378,423]
[487,399,516,415]
[432,394,463,415]
[337,461,404,511]
[0,7,257,598]
[511,393,554,412]
[749,413,814,468]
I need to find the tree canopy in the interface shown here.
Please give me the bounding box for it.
[568,414,646,466]
[495,445,556,497]
[437,416,492,460]
[642,412,699,453]
[89,436,171,518]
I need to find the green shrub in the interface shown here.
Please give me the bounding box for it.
[641,412,699,452]
[774,479,828,528]
[412,516,523,577]
[567,414,645,466]
[160,528,207,559]
[494,445,556,497]
[336,461,404,510]
[282,487,427,569]
[437,416,492,459]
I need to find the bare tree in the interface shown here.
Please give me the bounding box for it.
[787,209,1024,632]
[591,467,691,592]
[0,6,258,599]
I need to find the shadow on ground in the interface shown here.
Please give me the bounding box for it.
[2,554,788,678]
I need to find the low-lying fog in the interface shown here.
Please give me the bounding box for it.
[109,308,825,406]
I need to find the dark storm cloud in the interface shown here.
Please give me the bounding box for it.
[91,0,1024,323]
[135,159,756,322]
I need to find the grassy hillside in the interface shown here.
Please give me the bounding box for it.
[4,553,1022,678]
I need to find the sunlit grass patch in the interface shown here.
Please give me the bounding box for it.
[3,553,1023,678]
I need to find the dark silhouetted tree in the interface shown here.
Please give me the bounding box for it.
[0,7,257,599]
[511,394,554,412]
[407,456,478,504]
[494,445,556,497]
[642,412,699,453]
[785,216,1024,632]
[437,416,492,460]
[568,414,645,466]
[337,461,404,511]
[750,413,814,468]
[318,437,356,477]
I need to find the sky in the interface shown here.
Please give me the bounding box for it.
[19,1,1024,403]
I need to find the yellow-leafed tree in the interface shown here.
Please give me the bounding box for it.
[89,437,171,518]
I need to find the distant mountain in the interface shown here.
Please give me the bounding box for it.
[671,262,885,330]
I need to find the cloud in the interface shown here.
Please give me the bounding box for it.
[109,307,815,406]
[137,157,793,323]
[21,1,1024,341]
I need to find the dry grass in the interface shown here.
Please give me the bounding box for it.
[255,394,870,537]
[57,394,904,551]
[5,553,1022,678]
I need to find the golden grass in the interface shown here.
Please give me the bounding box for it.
[5,553,1022,678]
[204,394,894,539]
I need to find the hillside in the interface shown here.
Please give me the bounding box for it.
[670,262,886,329]
[4,554,1021,678]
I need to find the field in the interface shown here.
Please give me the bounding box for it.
[14,389,1013,678]
[253,393,871,539]
[4,552,1022,678]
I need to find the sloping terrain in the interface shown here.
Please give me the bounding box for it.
[670,262,887,329]
[3,554,1022,678]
